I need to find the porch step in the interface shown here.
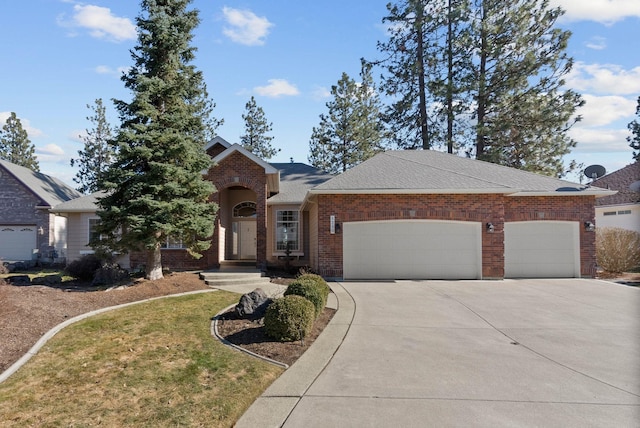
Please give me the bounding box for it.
[219,260,258,270]
[200,270,271,287]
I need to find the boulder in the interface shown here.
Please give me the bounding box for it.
[6,275,31,286]
[31,274,63,286]
[235,288,272,319]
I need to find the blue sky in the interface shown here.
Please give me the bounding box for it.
[1,0,639,187]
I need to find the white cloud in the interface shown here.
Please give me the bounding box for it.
[566,62,640,95]
[552,0,640,24]
[570,127,631,153]
[222,7,273,46]
[35,144,67,163]
[575,94,637,127]
[254,79,300,98]
[58,4,136,42]
[585,36,606,50]
[94,65,129,76]
[0,112,44,138]
[311,86,331,101]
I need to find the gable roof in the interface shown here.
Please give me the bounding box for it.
[212,144,280,193]
[51,191,107,213]
[590,161,640,206]
[268,163,333,204]
[0,159,81,207]
[309,151,615,197]
[204,136,231,152]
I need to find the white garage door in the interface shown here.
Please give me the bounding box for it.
[0,225,37,261]
[504,221,580,278]
[343,220,482,280]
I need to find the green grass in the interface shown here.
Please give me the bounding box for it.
[0,291,283,427]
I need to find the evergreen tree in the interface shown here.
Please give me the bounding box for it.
[241,96,279,159]
[70,99,116,194]
[0,112,39,171]
[473,0,583,177]
[628,96,640,161]
[95,0,220,280]
[373,0,583,176]
[308,62,386,174]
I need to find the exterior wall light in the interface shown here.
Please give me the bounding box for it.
[584,221,595,232]
[486,222,495,233]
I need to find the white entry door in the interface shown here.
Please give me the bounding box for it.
[239,221,257,259]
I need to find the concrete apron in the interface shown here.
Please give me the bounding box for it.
[240,279,639,428]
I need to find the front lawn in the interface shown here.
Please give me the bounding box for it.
[0,291,283,427]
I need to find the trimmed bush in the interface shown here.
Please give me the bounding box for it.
[596,227,640,273]
[264,295,315,342]
[65,254,103,280]
[297,273,330,299]
[284,277,329,319]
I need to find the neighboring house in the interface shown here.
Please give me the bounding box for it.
[590,162,640,233]
[0,159,81,262]
[50,136,615,280]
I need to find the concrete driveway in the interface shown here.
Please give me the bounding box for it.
[240,279,640,427]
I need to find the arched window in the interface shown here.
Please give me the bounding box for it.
[233,201,257,218]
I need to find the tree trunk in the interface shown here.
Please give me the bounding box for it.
[416,5,430,150]
[146,243,163,281]
[476,0,488,159]
[446,0,454,154]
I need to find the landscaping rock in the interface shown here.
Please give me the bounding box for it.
[235,288,272,319]
[6,275,31,286]
[31,274,63,286]
[92,265,130,287]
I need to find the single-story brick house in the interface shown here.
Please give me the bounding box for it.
[0,159,81,263]
[590,161,639,233]
[51,137,615,279]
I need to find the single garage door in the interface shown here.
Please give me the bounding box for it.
[0,225,37,261]
[343,220,482,280]
[504,221,580,278]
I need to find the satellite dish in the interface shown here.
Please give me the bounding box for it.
[584,164,606,180]
[630,180,640,193]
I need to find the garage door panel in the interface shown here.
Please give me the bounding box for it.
[505,221,579,278]
[343,220,482,280]
[0,225,37,261]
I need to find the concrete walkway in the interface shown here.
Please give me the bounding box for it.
[238,279,640,427]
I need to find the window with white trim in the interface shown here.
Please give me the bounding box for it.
[161,235,186,249]
[88,218,103,243]
[276,210,299,251]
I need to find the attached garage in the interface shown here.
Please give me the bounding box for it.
[343,220,482,280]
[0,225,37,261]
[504,221,580,278]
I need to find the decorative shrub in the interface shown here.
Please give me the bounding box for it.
[284,277,329,319]
[91,264,130,287]
[264,295,315,342]
[65,254,103,280]
[596,227,640,273]
[297,273,330,300]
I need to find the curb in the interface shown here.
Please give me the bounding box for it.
[0,289,217,384]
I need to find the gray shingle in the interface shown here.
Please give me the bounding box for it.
[0,159,81,206]
[268,163,333,204]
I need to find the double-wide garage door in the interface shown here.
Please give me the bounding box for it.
[343,220,482,280]
[0,225,37,261]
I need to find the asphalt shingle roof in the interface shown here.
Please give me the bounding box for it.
[0,159,81,207]
[311,150,611,195]
[268,163,333,204]
[51,191,107,212]
[591,162,640,206]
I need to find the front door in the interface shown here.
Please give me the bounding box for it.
[239,221,257,259]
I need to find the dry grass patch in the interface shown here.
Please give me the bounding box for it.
[0,291,283,427]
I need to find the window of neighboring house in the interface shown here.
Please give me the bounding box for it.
[603,211,617,216]
[276,210,299,252]
[618,210,631,215]
[88,218,103,243]
[161,235,187,249]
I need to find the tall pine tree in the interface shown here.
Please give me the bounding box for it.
[0,112,39,171]
[628,96,640,161]
[373,0,583,176]
[241,96,279,159]
[308,62,386,173]
[70,99,116,194]
[96,0,220,280]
